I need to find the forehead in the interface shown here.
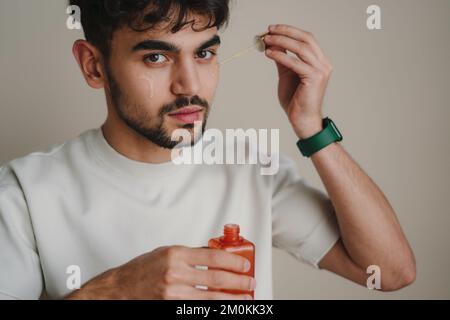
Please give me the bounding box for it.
[112,15,219,51]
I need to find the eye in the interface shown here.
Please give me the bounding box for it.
[144,53,168,64]
[197,50,216,60]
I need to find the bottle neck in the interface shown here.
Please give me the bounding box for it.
[223,224,241,243]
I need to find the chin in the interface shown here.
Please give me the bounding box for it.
[167,126,202,147]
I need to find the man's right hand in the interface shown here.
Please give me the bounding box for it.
[65,245,256,300]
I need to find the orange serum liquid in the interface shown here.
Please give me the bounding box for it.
[208,224,255,299]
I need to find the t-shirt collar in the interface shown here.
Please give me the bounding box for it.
[87,127,193,180]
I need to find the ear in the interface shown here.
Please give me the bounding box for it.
[72,40,107,89]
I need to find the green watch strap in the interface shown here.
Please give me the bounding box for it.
[296,117,343,157]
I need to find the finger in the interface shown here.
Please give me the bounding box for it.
[159,284,252,300]
[186,248,251,274]
[269,24,325,59]
[187,268,256,292]
[160,284,198,300]
[265,48,314,77]
[269,44,286,54]
[267,45,291,77]
[192,288,253,300]
[264,34,321,68]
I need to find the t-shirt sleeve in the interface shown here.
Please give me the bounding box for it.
[0,165,43,300]
[271,154,340,269]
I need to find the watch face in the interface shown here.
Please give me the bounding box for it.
[329,119,343,140]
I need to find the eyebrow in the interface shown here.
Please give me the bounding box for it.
[132,35,221,53]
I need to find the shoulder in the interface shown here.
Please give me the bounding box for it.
[2,129,96,187]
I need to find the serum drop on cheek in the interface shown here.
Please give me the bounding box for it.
[208,224,256,299]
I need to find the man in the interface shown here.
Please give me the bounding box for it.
[0,0,415,300]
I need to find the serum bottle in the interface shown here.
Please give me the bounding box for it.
[208,224,255,299]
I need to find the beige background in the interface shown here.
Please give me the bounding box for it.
[1,0,449,299]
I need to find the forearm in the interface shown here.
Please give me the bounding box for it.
[309,142,415,279]
[264,20,415,288]
[64,267,122,300]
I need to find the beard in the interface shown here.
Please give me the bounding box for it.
[105,66,210,150]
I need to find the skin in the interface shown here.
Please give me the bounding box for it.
[73,15,220,164]
[264,24,416,291]
[66,246,256,300]
[68,14,416,298]
[69,15,256,300]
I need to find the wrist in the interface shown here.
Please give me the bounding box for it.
[295,117,343,158]
[64,267,122,300]
[294,121,323,140]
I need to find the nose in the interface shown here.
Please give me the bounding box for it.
[170,59,201,97]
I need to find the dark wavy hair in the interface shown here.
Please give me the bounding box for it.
[69,0,230,60]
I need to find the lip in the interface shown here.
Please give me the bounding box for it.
[169,106,204,116]
[168,107,203,124]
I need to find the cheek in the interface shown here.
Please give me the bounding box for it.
[124,72,163,103]
[118,71,169,115]
[137,74,155,99]
[201,64,220,96]
[116,62,158,101]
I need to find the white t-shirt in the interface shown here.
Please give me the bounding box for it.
[0,128,340,300]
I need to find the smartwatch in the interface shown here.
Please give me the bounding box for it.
[296,117,343,157]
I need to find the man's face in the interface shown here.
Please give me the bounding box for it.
[104,15,221,149]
